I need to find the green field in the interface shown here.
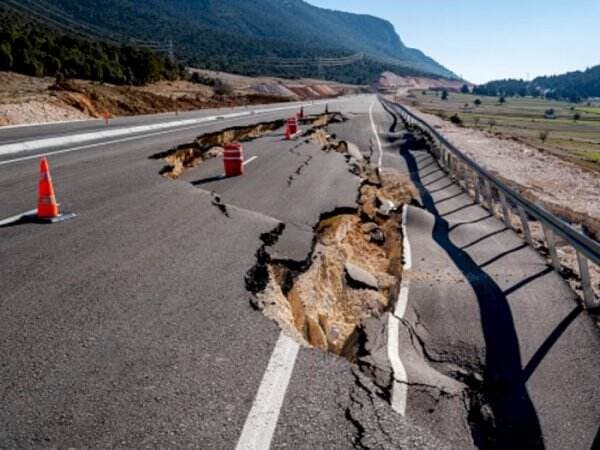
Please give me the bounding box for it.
[407,91,600,171]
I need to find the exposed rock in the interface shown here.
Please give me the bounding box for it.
[377,196,398,217]
[345,262,379,290]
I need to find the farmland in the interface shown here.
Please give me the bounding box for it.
[407,91,600,170]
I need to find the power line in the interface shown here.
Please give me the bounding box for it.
[3,0,168,52]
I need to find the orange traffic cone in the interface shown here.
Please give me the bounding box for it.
[36,158,75,223]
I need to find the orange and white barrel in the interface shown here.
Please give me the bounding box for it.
[223,143,244,177]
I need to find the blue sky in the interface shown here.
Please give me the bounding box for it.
[307,0,600,83]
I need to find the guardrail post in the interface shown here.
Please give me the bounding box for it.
[517,205,534,246]
[458,163,469,190]
[456,159,464,189]
[499,192,512,229]
[473,172,482,204]
[439,148,447,169]
[483,179,494,212]
[542,225,562,272]
[576,252,597,308]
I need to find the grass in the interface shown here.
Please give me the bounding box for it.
[407,90,600,171]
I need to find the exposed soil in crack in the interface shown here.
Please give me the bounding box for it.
[245,128,417,361]
[150,112,347,179]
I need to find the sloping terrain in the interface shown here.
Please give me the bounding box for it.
[0,70,362,126]
[30,0,456,80]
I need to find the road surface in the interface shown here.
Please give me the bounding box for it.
[0,95,598,449]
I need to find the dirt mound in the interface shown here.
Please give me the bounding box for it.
[378,72,467,94]
[50,80,291,119]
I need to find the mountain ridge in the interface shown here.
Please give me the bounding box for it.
[44,0,457,80]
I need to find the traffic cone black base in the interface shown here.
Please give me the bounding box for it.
[28,212,76,224]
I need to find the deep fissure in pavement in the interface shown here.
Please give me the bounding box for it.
[245,127,417,359]
[150,113,346,178]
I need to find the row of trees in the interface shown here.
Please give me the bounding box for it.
[473,65,600,102]
[0,9,181,85]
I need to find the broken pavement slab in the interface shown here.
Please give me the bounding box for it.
[400,199,600,448]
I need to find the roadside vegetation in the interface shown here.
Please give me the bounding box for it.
[410,90,600,170]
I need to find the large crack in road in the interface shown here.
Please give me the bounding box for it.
[150,113,346,179]
[150,107,501,447]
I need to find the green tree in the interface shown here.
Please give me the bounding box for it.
[441,89,449,101]
[0,42,13,70]
[474,98,482,106]
[461,84,469,94]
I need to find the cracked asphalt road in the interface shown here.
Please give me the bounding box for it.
[0,97,444,448]
[1,96,598,449]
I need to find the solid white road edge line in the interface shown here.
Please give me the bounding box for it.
[0,122,207,166]
[243,156,258,166]
[369,100,384,168]
[0,98,355,166]
[0,98,349,158]
[0,209,37,227]
[387,205,413,416]
[371,98,409,414]
[235,333,300,450]
[388,316,408,416]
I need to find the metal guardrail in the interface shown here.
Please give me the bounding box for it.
[381,97,600,308]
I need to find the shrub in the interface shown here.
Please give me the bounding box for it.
[539,130,549,142]
[450,114,463,126]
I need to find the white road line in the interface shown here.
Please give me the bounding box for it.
[388,315,408,415]
[0,98,348,159]
[0,122,206,166]
[0,209,37,227]
[369,101,384,168]
[0,98,350,167]
[236,333,300,450]
[372,100,410,416]
[243,156,258,166]
[0,118,92,130]
[387,205,413,416]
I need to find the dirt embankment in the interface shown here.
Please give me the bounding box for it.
[0,70,367,127]
[400,103,600,241]
[397,102,600,300]
[377,72,467,95]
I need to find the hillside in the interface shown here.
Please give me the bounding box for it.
[474,65,600,102]
[0,69,365,127]
[3,0,456,83]
[0,7,180,85]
